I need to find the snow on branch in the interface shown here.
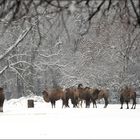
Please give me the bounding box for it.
[9,65,32,87]
[8,54,31,60]
[0,26,32,61]
[39,49,62,59]
[9,61,33,67]
[0,66,9,76]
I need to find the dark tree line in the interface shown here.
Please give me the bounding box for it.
[0,0,140,30]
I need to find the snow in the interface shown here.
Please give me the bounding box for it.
[0,96,140,139]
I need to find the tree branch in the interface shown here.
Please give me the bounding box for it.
[0,26,32,61]
[0,66,9,76]
[130,0,140,24]
[87,0,106,21]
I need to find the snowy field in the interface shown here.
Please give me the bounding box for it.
[0,96,140,139]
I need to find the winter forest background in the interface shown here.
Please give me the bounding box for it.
[0,0,140,103]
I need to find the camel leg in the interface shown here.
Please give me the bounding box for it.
[120,96,124,109]
[51,101,53,108]
[65,98,70,108]
[0,107,3,112]
[62,99,68,108]
[134,99,136,109]
[54,101,56,108]
[134,100,136,109]
[80,100,83,108]
[131,100,134,109]
[94,103,97,108]
[93,100,97,108]
[66,99,70,108]
[73,99,77,108]
[62,99,64,108]
[85,100,87,108]
[94,101,97,108]
[51,100,55,108]
[131,104,136,109]
[126,101,129,109]
[132,99,136,109]
[120,100,123,109]
[85,100,90,108]
[104,97,108,108]
[75,98,79,108]
[120,104,123,109]
[71,98,77,108]
[134,104,136,109]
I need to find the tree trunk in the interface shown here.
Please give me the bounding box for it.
[0,88,5,112]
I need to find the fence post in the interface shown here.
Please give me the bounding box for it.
[27,99,34,108]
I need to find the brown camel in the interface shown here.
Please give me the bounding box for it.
[120,85,136,109]
[78,85,91,108]
[65,87,79,108]
[90,88,109,108]
[42,87,65,108]
[90,88,100,108]
[98,88,109,108]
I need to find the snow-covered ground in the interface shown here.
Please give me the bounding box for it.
[0,96,140,139]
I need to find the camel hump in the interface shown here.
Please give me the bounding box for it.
[78,83,83,88]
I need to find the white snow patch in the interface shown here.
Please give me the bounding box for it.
[0,96,140,139]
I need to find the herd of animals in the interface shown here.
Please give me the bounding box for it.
[42,84,137,109]
[0,84,137,112]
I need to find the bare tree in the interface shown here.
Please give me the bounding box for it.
[0,0,140,33]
